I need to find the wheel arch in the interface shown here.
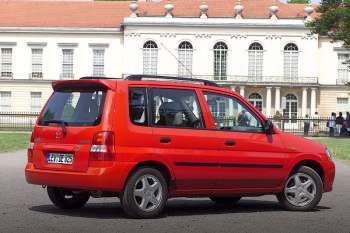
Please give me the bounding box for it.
[125,160,176,190]
[289,159,325,182]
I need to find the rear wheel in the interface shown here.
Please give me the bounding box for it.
[277,166,323,211]
[47,187,90,209]
[121,167,168,219]
[210,197,241,205]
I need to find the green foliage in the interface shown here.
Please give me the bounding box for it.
[0,133,30,153]
[288,0,309,3]
[314,138,350,161]
[308,0,350,47]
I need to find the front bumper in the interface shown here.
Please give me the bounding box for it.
[323,160,335,192]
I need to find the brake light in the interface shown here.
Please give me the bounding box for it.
[89,131,115,161]
[27,132,35,163]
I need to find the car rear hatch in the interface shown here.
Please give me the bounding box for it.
[32,79,115,172]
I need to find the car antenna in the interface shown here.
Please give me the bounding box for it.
[159,42,196,79]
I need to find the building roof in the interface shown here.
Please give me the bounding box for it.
[0,0,317,28]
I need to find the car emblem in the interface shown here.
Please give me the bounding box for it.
[55,130,63,139]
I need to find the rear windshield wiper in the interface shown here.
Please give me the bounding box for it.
[43,120,68,135]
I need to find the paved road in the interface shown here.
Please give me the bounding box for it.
[1,150,350,233]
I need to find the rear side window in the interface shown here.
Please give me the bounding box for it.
[151,88,204,129]
[39,89,106,126]
[129,88,148,126]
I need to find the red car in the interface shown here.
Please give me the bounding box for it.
[25,75,335,218]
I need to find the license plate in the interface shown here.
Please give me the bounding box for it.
[46,153,74,165]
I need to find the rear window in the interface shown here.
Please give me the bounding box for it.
[39,89,106,126]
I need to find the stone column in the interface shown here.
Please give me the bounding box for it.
[302,88,308,117]
[239,86,245,97]
[311,88,317,116]
[274,87,281,113]
[266,87,272,117]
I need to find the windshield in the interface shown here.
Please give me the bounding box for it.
[39,89,106,126]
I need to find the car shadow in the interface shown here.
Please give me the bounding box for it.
[29,199,330,219]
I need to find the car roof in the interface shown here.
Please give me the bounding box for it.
[53,76,236,96]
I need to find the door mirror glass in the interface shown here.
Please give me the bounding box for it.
[263,120,274,134]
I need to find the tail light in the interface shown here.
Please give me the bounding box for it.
[89,131,116,161]
[27,132,35,163]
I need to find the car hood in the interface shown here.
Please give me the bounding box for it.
[279,132,325,154]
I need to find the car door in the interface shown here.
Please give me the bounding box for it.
[150,87,223,190]
[201,90,289,189]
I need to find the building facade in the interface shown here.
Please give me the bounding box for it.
[0,0,349,117]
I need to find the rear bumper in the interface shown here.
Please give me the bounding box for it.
[25,162,135,192]
[323,160,335,192]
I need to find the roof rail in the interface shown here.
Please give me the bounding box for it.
[80,76,117,80]
[125,75,219,87]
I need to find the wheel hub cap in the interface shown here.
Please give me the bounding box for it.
[284,173,316,207]
[133,175,163,212]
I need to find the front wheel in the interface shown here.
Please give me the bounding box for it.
[121,168,168,218]
[277,166,323,211]
[210,197,241,205]
[47,187,90,209]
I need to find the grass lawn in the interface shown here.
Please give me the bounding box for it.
[0,132,31,153]
[313,138,350,161]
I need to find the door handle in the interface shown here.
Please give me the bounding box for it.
[160,137,171,143]
[224,140,236,146]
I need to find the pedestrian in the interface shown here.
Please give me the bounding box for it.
[313,112,320,136]
[346,112,350,133]
[304,114,311,136]
[273,110,283,129]
[335,112,344,136]
[328,112,336,137]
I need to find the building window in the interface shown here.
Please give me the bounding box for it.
[283,94,298,119]
[178,41,193,78]
[93,49,105,76]
[284,43,299,80]
[0,91,11,112]
[213,42,228,80]
[61,49,74,79]
[337,53,350,84]
[248,93,263,112]
[30,92,42,112]
[248,42,263,80]
[31,48,43,79]
[143,41,158,75]
[1,48,13,78]
[337,97,349,115]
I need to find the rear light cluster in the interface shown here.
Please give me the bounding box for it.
[89,131,116,161]
[27,132,35,163]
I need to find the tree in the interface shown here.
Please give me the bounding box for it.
[288,0,309,3]
[308,0,350,83]
[308,0,350,47]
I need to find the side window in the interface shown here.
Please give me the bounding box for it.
[204,92,263,132]
[129,88,148,126]
[152,88,204,129]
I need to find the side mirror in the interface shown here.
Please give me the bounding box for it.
[263,120,274,135]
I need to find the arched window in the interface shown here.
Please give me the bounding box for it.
[283,94,298,119]
[248,42,264,80]
[178,41,193,78]
[213,42,228,80]
[284,43,299,80]
[248,93,263,112]
[143,40,158,75]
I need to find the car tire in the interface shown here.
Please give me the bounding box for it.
[277,166,323,211]
[47,187,90,209]
[210,197,242,205]
[121,167,168,219]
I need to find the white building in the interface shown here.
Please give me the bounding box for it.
[0,0,349,117]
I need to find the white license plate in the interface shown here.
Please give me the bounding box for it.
[46,153,74,165]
